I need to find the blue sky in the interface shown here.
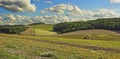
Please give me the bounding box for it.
[0,0,120,25]
[0,0,120,16]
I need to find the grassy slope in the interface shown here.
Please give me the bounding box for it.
[54,29,120,41]
[30,24,57,35]
[0,24,120,59]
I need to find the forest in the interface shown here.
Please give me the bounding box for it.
[54,18,120,33]
[0,25,28,34]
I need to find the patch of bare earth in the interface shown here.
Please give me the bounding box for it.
[7,48,49,59]
[7,48,27,55]
[62,29,120,35]
[20,28,34,36]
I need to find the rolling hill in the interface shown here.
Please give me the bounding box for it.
[20,24,57,36]
[0,24,120,59]
[62,29,120,35]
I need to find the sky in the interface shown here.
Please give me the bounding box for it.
[0,0,120,25]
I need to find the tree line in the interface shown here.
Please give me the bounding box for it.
[54,18,120,33]
[28,22,45,25]
[0,25,28,34]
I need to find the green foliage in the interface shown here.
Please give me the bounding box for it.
[54,18,120,33]
[87,18,120,30]
[0,25,28,34]
[28,22,45,25]
[54,21,94,33]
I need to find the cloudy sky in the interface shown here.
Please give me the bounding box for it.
[0,0,120,25]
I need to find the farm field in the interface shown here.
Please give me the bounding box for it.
[0,24,120,59]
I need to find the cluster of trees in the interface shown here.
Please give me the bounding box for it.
[54,18,120,33]
[54,21,94,33]
[28,22,45,25]
[0,25,28,34]
[87,18,120,30]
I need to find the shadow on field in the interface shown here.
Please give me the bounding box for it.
[113,30,120,35]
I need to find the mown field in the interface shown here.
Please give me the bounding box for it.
[0,24,120,59]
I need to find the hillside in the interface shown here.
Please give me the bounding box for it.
[0,31,120,59]
[0,24,120,59]
[21,24,57,36]
[62,29,120,35]
[59,29,120,41]
[54,18,120,33]
[1,0,120,59]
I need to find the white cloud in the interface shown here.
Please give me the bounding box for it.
[43,0,53,4]
[0,0,36,12]
[110,0,120,3]
[0,15,71,25]
[93,9,119,18]
[6,14,16,21]
[40,4,93,15]
[40,4,119,18]
[0,4,120,25]
[40,4,120,21]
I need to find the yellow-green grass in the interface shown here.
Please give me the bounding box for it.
[0,36,120,59]
[29,24,54,31]
[28,24,120,41]
[33,29,56,35]
[56,34,120,41]
[59,29,120,41]
[0,34,120,51]
[29,24,57,35]
[0,24,120,59]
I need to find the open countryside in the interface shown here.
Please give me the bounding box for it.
[0,0,120,59]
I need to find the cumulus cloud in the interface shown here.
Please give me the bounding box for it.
[93,9,119,18]
[6,15,16,21]
[40,4,120,20]
[40,4,93,15]
[0,0,36,12]
[0,3,120,25]
[41,4,120,18]
[0,14,72,25]
[110,0,120,3]
[0,10,119,25]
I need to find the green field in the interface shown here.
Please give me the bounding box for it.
[30,24,57,35]
[0,24,120,59]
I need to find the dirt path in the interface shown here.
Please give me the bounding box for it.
[20,28,35,36]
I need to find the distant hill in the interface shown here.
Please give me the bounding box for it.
[28,22,45,25]
[54,18,120,33]
[21,24,56,36]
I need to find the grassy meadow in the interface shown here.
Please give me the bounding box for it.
[0,24,120,59]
